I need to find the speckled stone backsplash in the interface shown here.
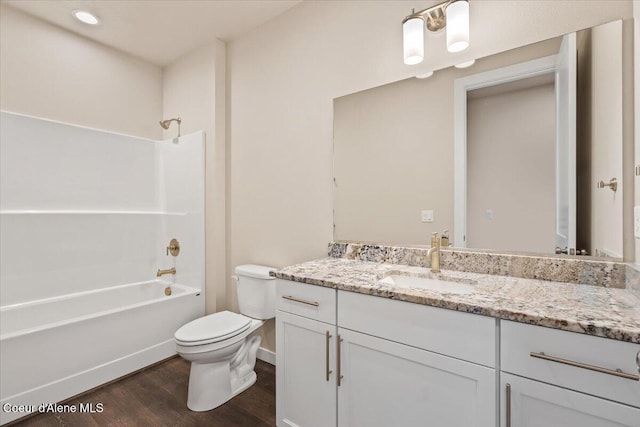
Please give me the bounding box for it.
[627,264,640,290]
[328,242,637,289]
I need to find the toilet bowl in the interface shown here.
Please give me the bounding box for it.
[175,264,276,412]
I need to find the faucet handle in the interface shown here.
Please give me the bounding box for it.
[166,238,180,256]
[441,230,450,247]
[430,232,439,247]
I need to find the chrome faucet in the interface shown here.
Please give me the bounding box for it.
[427,232,440,273]
[157,267,176,277]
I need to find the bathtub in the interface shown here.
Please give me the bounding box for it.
[0,280,202,425]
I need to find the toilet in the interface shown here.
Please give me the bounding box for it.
[174,264,276,412]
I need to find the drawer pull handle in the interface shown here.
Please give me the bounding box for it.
[281,295,319,307]
[636,350,639,374]
[505,383,511,427]
[325,331,333,382]
[337,335,344,387]
[530,352,639,381]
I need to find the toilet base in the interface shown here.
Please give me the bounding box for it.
[187,361,232,412]
[186,364,259,412]
[232,370,257,398]
[184,334,262,412]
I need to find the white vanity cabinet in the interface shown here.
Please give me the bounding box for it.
[276,278,640,427]
[276,280,337,427]
[275,279,496,427]
[337,328,495,426]
[500,321,640,427]
[337,290,496,427]
[500,373,639,427]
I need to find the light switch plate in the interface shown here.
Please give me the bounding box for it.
[635,206,640,238]
[421,210,434,223]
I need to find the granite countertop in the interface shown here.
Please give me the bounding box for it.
[272,257,640,344]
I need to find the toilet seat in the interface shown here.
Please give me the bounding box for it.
[175,311,252,347]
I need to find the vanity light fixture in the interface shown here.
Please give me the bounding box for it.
[454,59,475,69]
[73,10,100,25]
[402,0,470,65]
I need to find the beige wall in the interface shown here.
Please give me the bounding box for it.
[333,75,455,245]
[228,0,633,351]
[162,41,227,314]
[467,83,556,253]
[0,4,162,139]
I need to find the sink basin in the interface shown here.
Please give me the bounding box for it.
[378,274,475,294]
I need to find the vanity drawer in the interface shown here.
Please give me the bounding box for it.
[501,320,640,408]
[337,290,496,367]
[276,279,336,324]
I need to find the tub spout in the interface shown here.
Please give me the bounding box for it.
[157,267,176,277]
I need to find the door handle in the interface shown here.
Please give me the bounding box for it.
[325,331,332,382]
[336,334,343,386]
[506,383,511,427]
[530,352,639,381]
[281,295,319,307]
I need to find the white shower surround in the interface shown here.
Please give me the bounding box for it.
[0,112,205,424]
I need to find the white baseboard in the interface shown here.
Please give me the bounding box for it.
[256,347,276,366]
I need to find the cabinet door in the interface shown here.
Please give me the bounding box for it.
[501,373,640,427]
[276,311,336,427]
[337,328,495,427]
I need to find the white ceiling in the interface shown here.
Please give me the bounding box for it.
[5,0,301,66]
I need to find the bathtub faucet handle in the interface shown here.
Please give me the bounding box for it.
[166,238,180,257]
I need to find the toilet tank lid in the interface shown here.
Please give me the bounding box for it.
[235,264,276,280]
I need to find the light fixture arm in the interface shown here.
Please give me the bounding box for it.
[402,0,455,32]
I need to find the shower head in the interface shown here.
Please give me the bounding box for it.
[159,117,181,130]
[159,117,181,138]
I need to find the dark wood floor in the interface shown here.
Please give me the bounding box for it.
[13,358,276,427]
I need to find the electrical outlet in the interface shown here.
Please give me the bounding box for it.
[421,210,434,223]
[635,206,640,239]
[486,209,494,220]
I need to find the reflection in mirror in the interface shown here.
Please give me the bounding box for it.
[333,20,628,259]
[453,34,576,255]
[465,72,557,254]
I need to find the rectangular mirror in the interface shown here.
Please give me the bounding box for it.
[333,20,631,259]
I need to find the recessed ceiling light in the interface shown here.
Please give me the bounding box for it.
[415,71,434,79]
[454,59,476,69]
[73,10,100,25]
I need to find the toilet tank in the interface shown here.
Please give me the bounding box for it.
[235,264,276,320]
